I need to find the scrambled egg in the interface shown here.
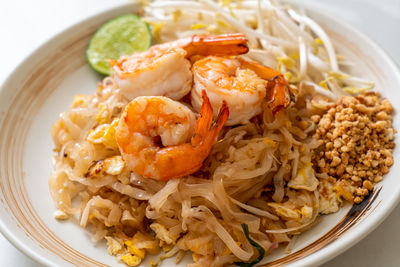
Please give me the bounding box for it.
[121,254,142,266]
[179,234,213,256]
[118,231,161,266]
[150,223,175,245]
[95,103,112,124]
[105,232,160,266]
[318,179,340,214]
[105,236,122,256]
[300,205,313,219]
[334,179,355,203]
[288,163,319,191]
[125,240,146,259]
[268,202,300,220]
[132,232,159,254]
[86,156,125,178]
[87,118,119,149]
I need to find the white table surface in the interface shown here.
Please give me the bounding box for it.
[0,0,399,266]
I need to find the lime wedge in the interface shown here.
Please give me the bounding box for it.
[87,14,152,76]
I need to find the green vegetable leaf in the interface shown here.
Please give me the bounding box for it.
[234,224,265,267]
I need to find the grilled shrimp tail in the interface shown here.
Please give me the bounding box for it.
[181,33,249,57]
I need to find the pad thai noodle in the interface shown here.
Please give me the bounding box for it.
[49,0,395,266]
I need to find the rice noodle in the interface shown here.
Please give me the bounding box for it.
[229,197,279,220]
[191,206,253,261]
[148,179,179,211]
[72,175,116,188]
[109,182,152,200]
[265,190,320,234]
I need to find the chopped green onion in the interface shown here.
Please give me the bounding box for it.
[234,224,265,267]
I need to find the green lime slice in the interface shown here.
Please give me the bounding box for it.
[87,14,152,76]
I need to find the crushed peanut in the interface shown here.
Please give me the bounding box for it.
[313,92,395,204]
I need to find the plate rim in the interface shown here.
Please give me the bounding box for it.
[0,1,399,267]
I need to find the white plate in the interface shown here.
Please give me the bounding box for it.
[0,2,399,267]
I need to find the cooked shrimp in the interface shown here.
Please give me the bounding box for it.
[191,56,295,125]
[111,34,248,101]
[239,58,295,113]
[115,91,229,180]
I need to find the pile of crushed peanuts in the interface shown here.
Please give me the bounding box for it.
[312,92,395,204]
